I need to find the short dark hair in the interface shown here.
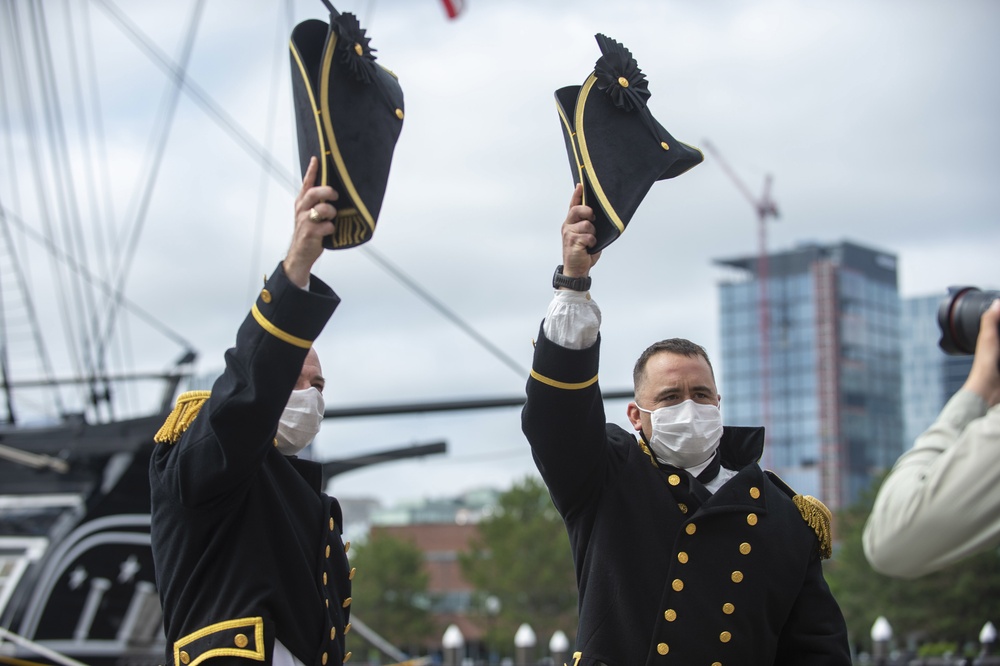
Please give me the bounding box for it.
[632,338,715,392]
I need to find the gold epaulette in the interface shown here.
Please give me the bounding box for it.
[154,390,211,444]
[793,494,833,559]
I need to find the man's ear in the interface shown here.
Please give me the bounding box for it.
[626,402,643,432]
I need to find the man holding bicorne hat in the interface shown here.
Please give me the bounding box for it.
[523,34,851,666]
[150,3,402,666]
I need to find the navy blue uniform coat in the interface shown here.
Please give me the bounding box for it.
[150,264,352,666]
[522,328,851,666]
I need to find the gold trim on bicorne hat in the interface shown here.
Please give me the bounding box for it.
[289,2,404,250]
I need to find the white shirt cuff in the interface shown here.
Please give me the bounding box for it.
[543,289,601,350]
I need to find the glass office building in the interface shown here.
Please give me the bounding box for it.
[716,241,903,510]
[900,294,974,446]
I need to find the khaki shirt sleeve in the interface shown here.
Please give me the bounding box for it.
[863,390,1000,578]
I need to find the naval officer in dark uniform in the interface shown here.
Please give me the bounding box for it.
[150,157,355,666]
[521,185,851,666]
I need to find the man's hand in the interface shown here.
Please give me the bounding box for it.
[561,184,601,279]
[283,157,339,288]
[964,298,1000,407]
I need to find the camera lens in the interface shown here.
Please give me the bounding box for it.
[937,287,1000,355]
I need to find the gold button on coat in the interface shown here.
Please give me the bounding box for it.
[678,502,688,514]
[672,578,684,591]
[330,517,335,530]
[344,541,351,553]
[739,542,751,555]
[322,652,328,665]
[326,545,331,558]
[668,474,681,486]
[234,634,248,648]
[660,141,669,150]
[723,602,735,614]
[747,513,758,526]
[345,623,352,634]
[331,627,337,640]
[685,523,697,535]
[656,642,669,655]
[677,551,689,564]
[342,596,353,608]
[712,662,722,666]
[323,572,328,585]
[731,571,744,583]
[749,486,761,499]
[395,108,404,120]
[179,652,190,665]
[349,567,356,580]
[664,609,677,621]
[260,289,272,303]
[720,631,732,643]
[344,652,353,663]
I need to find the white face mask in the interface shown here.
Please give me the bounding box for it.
[275,387,325,456]
[635,399,723,469]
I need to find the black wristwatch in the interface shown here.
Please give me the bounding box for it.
[552,264,592,292]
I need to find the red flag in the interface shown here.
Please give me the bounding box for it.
[441,0,465,19]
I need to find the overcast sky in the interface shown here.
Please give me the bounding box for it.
[2,0,998,506]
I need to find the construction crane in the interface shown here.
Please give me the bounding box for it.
[702,140,779,467]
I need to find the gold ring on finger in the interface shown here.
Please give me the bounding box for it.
[309,207,321,222]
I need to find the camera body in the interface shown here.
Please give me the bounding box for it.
[937,286,1000,355]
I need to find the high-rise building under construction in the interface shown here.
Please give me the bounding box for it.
[715,241,904,511]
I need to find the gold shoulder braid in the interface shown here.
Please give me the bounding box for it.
[793,494,832,559]
[154,390,211,445]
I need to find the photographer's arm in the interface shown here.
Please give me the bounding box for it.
[863,300,1000,577]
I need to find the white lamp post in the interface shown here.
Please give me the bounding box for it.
[871,616,893,666]
[980,621,997,658]
[549,630,570,665]
[514,623,536,666]
[442,624,464,666]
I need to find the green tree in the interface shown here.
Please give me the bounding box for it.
[825,476,1000,655]
[459,475,578,655]
[349,530,434,657]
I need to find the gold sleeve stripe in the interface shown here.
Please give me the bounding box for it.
[529,369,598,391]
[251,304,312,349]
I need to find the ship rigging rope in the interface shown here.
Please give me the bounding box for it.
[1,1,77,419]
[0,204,196,354]
[95,0,208,394]
[92,0,528,379]
[27,0,110,417]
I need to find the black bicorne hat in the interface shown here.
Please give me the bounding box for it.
[555,34,703,254]
[290,1,404,250]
